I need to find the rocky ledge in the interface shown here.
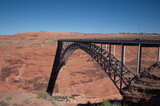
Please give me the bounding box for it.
[122,62,160,106]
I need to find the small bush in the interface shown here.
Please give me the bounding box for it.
[0,101,9,106]
[36,90,52,101]
[13,103,18,106]
[23,98,32,104]
[5,96,12,100]
[100,100,112,106]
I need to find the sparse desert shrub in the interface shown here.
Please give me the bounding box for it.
[12,103,18,106]
[23,98,32,104]
[36,90,59,105]
[0,101,9,106]
[5,96,12,100]
[36,90,52,101]
[100,100,112,106]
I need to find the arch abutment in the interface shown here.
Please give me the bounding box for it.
[47,41,63,95]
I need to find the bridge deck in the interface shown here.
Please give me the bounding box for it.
[59,39,160,47]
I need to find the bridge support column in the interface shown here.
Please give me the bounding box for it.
[92,42,96,61]
[47,41,63,95]
[137,44,142,74]
[158,46,160,62]
[106,44,108,51]
[100,43,102,53]
[114,45,116,56]
[123,46,126,65]
[93,42,95,50]
[109,44,111,75]
[120,44,124,90]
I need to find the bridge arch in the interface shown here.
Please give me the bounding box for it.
[47,42,135,95]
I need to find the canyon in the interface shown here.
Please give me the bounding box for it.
[0,31,159,105]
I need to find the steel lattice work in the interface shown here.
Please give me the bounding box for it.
[47,39,160,95]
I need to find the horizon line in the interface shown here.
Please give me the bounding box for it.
[1,31,160,36]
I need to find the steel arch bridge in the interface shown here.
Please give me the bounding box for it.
[47,39,160,95]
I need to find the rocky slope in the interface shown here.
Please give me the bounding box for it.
[122,62,160,106]
[0,31,159,104]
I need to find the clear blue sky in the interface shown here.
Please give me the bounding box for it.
[0,0,160,35]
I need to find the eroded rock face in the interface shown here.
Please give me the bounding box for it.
[122,62,160,106]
